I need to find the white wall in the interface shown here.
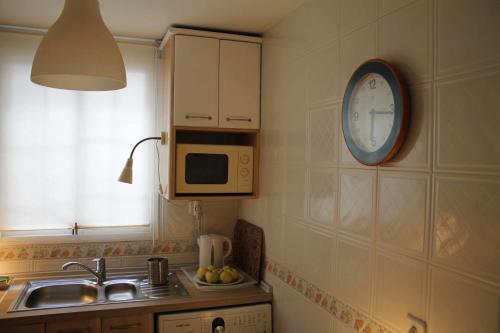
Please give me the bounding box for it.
[239,0,500,332]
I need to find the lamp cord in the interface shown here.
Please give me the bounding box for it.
[155,141,164,195]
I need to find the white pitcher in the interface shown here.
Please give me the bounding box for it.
[197,234,232,268]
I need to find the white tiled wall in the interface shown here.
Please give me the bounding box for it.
[239,0,500,332]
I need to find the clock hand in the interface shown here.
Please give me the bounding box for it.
[370,110,375,145]
[369,110,394,115]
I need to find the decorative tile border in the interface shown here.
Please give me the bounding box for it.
[265,258,395,333]
[0,239,197,261]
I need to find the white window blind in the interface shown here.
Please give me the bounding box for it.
[0,31,158,235]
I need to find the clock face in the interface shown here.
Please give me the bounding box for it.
[342,59,410,166]
[348,73,395,153]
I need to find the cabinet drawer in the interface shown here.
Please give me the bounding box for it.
[102,313,152,333]
[47,318,100,333]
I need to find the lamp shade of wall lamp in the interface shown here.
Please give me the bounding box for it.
[118,132,167,185]
[31,0,126,91]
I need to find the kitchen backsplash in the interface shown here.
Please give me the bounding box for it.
[240,0,500,332]
[0,200,238,274]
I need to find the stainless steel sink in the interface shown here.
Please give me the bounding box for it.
[10,273,189,312]
[104,282,137,301]
[25,283,98,308]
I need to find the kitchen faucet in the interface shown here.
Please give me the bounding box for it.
[62,257,106,285]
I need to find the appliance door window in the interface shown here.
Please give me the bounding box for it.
[185,153,229,184]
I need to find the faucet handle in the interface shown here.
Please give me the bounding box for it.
[93,257,106,282]
[93,257,105,270]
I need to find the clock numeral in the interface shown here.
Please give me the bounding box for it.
[389,103,394,111]
[371,138,377,147]
[369,79,376,89]
[352,112,359,121]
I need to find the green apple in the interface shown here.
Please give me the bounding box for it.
[219,271,233,284]
[207,265,216,271]
[205,271,219,284]
[229,268,239,281]
[196,267,208,280]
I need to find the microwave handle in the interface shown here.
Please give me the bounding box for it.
[185,113,213,120]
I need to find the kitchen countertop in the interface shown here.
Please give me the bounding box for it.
[0,269,272,328]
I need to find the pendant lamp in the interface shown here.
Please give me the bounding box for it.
[31,0,126,91]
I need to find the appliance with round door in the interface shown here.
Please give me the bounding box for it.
[342,59,410,166]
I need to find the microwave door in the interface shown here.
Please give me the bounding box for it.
[176,145,238,194]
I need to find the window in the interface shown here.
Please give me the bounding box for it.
[0,31,159,241]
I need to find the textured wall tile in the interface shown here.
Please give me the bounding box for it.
[304,228,335,294]
[307,0,340,48]
[340,23,377,93]
[377,172,429,255]
[337,238,372,312]
[264,165,285,217]
[281,3,311,62]
[309,104,339,165]
[436,73,500,173]
[0,260,32,274]
[437,0,500,76]
[284,58,307,164]
[306,41,340,105]
[340,0,377,35]
[283,218,306,273]
[434,175,500,282]
[378,0,432,83]
[429,267,500,333]
[285,166,306,218]
[374,253,427,332]
[339,169,375,239]
[379,0,418,16]
[267,215,284,262]
[308,168,337,227]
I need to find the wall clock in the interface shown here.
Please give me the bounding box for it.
[342,59,410,166]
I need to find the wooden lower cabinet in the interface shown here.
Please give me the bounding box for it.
[11,323,45,333]
[46,318,100,333]
[8,313,152,333]
[102,313,152,333]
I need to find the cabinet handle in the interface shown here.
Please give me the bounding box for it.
[109,323,142,330]
[185,114,212,120]
[226,116,252,122]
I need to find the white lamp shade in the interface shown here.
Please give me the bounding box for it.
[118,158,134,184]
[31,0,126,91]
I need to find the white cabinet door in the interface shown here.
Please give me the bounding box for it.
[173,35,219,127]
[219,40,261,129]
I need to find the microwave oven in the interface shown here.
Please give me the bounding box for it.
[176,144,253,194]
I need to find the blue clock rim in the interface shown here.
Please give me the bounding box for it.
[342,60,404,165]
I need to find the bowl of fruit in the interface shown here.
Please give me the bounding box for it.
[194,265,243,286]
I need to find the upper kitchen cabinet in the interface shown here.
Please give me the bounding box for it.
[173,35,220,127]
[219,40,261,129]
[167,29,262,129]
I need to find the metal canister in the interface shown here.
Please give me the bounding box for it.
[147,257,169,285]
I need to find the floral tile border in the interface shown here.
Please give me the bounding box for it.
[0,239,197,261]
[265,258,395,333]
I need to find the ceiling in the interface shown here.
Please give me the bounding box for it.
[0,0,305,39]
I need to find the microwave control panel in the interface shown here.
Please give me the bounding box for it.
[237,146,253,193]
